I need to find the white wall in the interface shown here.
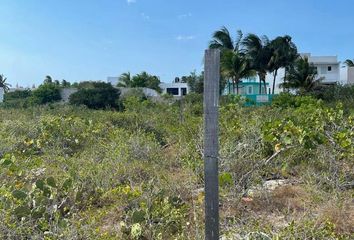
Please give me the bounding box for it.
[0,88,4,103]
[266,55,341,94]
[265,68,286,94]
[314,64,340,84]
[117,87,160,98]
[60,88,78,102]
[160,82,189,97]
[340,67,348,85]
[348,67,354,85]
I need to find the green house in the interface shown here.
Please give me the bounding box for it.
[223,77,273,105]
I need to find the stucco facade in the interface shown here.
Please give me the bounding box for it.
[159,82,189,97]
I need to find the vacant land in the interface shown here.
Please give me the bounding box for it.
[0,96,353,239]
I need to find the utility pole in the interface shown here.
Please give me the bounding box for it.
[203,49,220,240]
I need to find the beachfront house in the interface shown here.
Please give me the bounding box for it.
[159,82,189,97]
[303,53,340,84]
[223,77,272,104]
[269,54,341,94]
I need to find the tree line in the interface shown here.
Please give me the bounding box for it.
[2,28,354,99]
[208,27,354,95]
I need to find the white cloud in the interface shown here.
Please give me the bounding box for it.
[127,0,136,4]
[141,12,150,21]
[176,35,196,41]
[178,13,192,19]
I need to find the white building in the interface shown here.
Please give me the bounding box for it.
[117,87,160,98]
[159,82,189,97]
[0,88,4,103]
[302,53,340,84]
[340,66,354,85]
[268,53,341,94]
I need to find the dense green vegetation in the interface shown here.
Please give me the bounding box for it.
[117,72,162,93]
[0,27,353,239]
[0,94,353,239]
[69,82,121,110]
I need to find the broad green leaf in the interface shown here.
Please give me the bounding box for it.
[46,177,57,188]
[12,190,27,200]
[36,180,45,191]
[1,159,12,166]
[132,210,145,223]
[62,178,73,190]
[14,205,31,218]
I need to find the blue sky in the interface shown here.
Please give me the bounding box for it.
[1,0,354,87]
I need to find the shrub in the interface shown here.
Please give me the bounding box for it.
[121,88,147,102]
[69,82,121,109]
[272,92,320,108]
[4,90,32,101]
[31,84,61,104]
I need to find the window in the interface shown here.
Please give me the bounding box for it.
[328,66,332,72]
[166,88,179,96]
[181,88,187,96]
[247,86,252,94]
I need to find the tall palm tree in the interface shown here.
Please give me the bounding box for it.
[268,35,298,94]
[344,59,354,67]
[281,56,323,94]
[117,72,133,87]
[221,50,254,94]
[209,27,254,94]
[44,75,53,84]
[0,74,11,92]
[242,34,272,94]
[209,26,236,51]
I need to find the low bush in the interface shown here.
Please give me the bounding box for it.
[69,82,121,110]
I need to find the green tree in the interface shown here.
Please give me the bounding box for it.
[268,35,298,94]
[209,26,235,50]
[209,28,254,94]
[242,34,272,94]
[4,89,32,101]
[117,72,161,92]
[132,72,161,92]
[69,82,121,109]
[282,56,323,94]
[221,50,254,94]
[31,83,61,104]
[44,75,53,84]
[117,72,133,88]
[0,74,11,92]
[344,59,354,67]
[61,79,71,87]
[183,71,204,94]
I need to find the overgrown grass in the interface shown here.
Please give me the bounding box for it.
[0,96,353,239]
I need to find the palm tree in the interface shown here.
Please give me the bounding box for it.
[268,35,298,94]
[209,26,236,50]
[221,50,254,94]
[0,74,11,92]
[117,72,133,87]
[281,56,323,94]
[209,27,254,94]
[242,34,272,94]
[344,59,354,67]
[44,75,53,84]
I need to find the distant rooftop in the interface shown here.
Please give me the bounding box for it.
[301,53,339,64]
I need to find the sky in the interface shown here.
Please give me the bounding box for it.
[1,0,354,87]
